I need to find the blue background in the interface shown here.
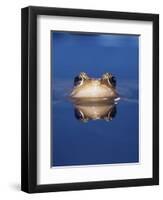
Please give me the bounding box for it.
[51,31,139,166]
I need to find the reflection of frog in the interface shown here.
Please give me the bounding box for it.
[70,72,118,99]
[73,101,117,122]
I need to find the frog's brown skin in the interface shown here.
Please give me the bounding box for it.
[70,72,118,99]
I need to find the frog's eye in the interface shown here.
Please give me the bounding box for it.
[108,76,116,87]
[109,106,117,119]
[74,108,85,121]
[74,76,83,86]
[104,106,117,121]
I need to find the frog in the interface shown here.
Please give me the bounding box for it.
[70,72,118,99]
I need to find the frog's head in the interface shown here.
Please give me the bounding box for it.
[70,72,118,99]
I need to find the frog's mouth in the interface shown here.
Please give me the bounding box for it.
[70,96,119,104]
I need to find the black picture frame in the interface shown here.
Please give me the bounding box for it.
[21,6,159,193]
